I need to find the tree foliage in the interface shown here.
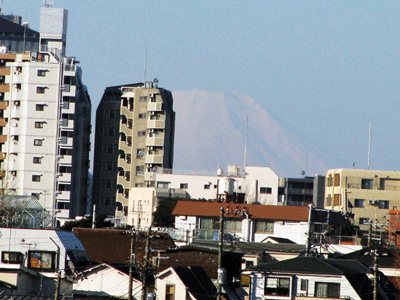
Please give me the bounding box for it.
[153,198,179,227]
[60,215,113,231]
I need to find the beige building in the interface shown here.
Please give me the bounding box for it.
[115,82,175,224]
[325,169,400,227]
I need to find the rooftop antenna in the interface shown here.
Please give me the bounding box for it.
[43,0,53,6]
[367,119,372,170]
[244,116,248,170]
[144,48,147,83]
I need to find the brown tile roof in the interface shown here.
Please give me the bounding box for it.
[73,228,175,264]
[172,201,309,221]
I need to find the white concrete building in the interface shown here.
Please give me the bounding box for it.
[0,5,91,220]
[0,228,89,297]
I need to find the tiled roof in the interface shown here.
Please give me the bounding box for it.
[172,201,309,221]
[73,228,175,264]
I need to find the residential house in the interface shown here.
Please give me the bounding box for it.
[172,201,346,245]
[243,256,376,300]
[74,263,142,299]
[155,266,217,300]
[0,228,89,297]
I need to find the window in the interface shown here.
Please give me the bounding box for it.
[34,139,43,146]
[28,251,56,271]
[260,187,272,194]
[157,182,169,189]
[127,136,132,146]
[109,110,118,119]
[126,154,132,164]
[326,175,333,187]
[165,285,175,300]
[32,175,41,182]
[2,252,23,264]
[35,121,44,128]
[359,217,371,225]
[334,174,340,186]
[102,144,117,154]
[333,194,341,206]
[36,87,46,94]
[139,96,148,102]
[137,130,146,137]
[354,199,365,208]
[136,165,144,176]
[378,200,389,209]
[138,113,146,119]
[37,69,46,77]
[137,148,145,158]
[325,195,332,206]
[104,127,117,136]
[33,157,42,164]
[224,219,242,232]
[180,183,188,189]
[36,104,45,111]
[362,179,373,190]
[255,221,274,233]
[204,184,210,189]
[315,282,340,298]
[265,277,290,296]
[300,279,308,294]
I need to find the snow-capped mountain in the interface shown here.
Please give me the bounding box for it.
[172,90,338,177]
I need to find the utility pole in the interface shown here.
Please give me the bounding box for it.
[305,204,313,256]
[142,225,152,300]
[54,271,61,300]
[128,229,135,300]
[373,249,378,300]
[368,221,373,248]
[217,207,224,300]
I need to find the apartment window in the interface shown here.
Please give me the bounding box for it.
[35,121,44,128]
[255,221,274,233]
[157,182,169,189]
[138,113,146,119]
[127,136,132,146]
[315,282,340,298]
[35,104,45,111]
[204,184,210,189]
[265,277,290,297]
[57,202,70,210]
[326,175,333,187]
[33,157,42,164]
[180,183,188,189]
[325,195,332,206]
[359,218,371,225]
[102,144,117,154]
[260,187,272,194]
[32,175,41,182]
[354,199,365,208]
[378,200,389,209]
[125,171,131,181]
[224,219,242,232]
[137,148,145,158]
[334,174,340,186]
[104,127,117,136]
[2,252,23,264]
[34,139,43,146]
[127,119,133,129]
[137,130,146,137]
[28,251,55,271]
[139,96,148,102]
[37,69,46,77]
[362,179,373,190]
[36,87,46,94]
[333,194,341,206]
[126,153,132,164]
[136,165,144,176]
[165,285,175,300]
[109,110,118,119]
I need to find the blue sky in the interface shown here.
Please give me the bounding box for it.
[3,1,400,172]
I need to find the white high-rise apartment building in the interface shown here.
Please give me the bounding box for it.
[0,5,91,221]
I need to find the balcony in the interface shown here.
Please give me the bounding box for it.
[0,135,7,143]
[0,101,8,109]
[147,119,165,129]
[147,102,162,111]
[59,136,73,147]
[116,193,128,207]
[0,153,6,160]
[0,53,16,60]
[56,191,70,201]
[57,172,71,183]
[0,84,10,93]
[60,119,74,130]
[58,155,72,165]
[0,68,10,76]
[146,137,164,147]
[0,118,7,126]
[145,155,163,164]
[62,84,76,97]
[61,101,75,114]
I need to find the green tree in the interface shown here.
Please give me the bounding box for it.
[153,198,179,227]
[60,215,113,231]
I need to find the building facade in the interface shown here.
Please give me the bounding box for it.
[325,169,400,228]
[0,6,91,221]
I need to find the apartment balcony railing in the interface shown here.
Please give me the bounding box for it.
[0,84,10,93]
[0,101,8,109]
[147,102,162,111]
[0,67,10,76]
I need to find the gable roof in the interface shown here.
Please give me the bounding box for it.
[159,266,216,300]
[172,201,309,221]
[246,256,370,275]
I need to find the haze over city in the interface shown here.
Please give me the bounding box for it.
[3,1,400,176]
